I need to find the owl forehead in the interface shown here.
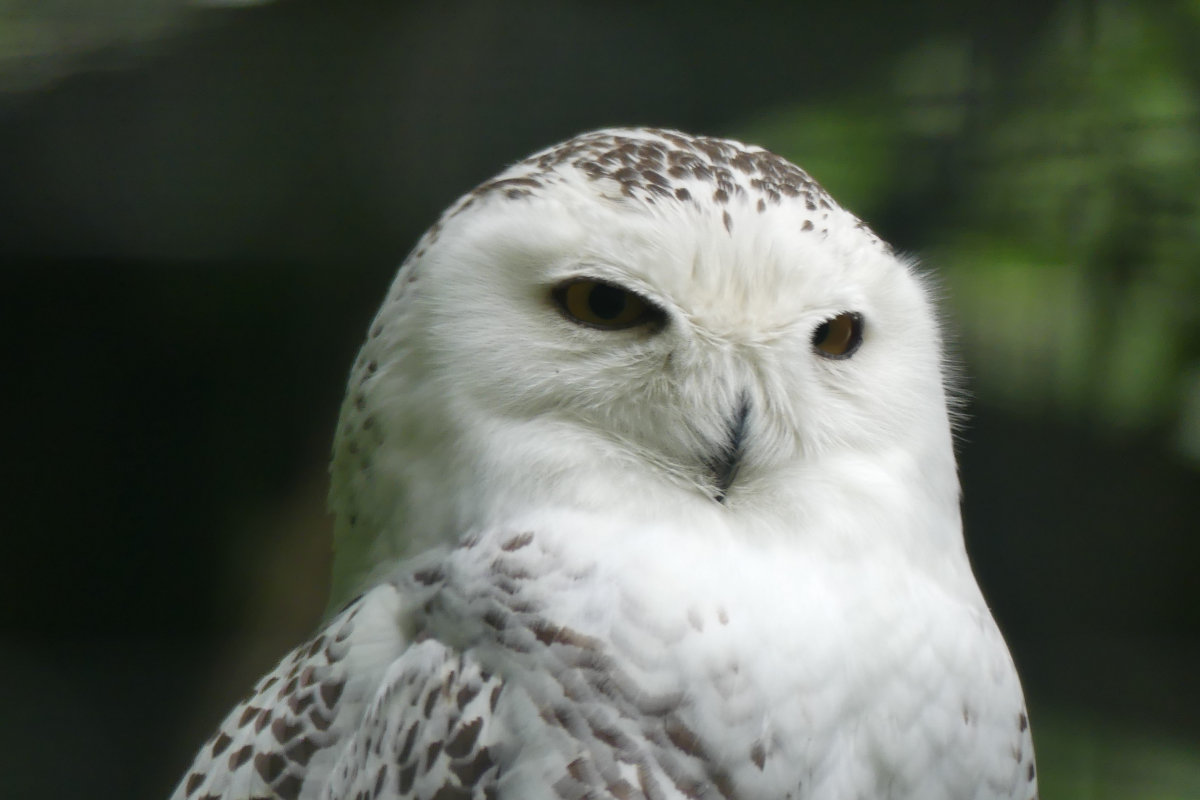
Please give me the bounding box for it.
[411,128,899,331]
[441,128,887,251]
[481,128,832,209]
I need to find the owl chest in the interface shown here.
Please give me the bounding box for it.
[454,539,1023,800]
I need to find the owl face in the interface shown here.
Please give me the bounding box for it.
[330,129,961,599]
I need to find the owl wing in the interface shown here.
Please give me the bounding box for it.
[171,579,507,800]
[168,584,399,800]
[171,528,720,800]
[316,640,505,800]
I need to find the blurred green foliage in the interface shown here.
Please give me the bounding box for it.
[1035,711,1200,798]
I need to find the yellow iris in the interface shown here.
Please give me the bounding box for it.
[812,312,864,358]
[554,279,662,330]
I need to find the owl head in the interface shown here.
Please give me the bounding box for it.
[327,128,963,606]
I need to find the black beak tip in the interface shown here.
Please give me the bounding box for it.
[709,393,750,505]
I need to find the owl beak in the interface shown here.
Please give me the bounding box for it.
[707,393,750,504]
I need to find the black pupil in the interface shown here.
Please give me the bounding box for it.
[588,284,627,319]
[813,320,831,345]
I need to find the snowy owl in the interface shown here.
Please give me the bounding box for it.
[171,128,1037,800]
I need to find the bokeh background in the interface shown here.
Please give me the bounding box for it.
[2,1,1198,797]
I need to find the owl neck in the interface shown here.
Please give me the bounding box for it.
[326,402,971,614]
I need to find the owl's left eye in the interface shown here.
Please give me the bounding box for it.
[552,279,664,330]
[812,312,864,359]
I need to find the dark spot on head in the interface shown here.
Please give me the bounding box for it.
[730,153,756,173]
[642,169,668,186]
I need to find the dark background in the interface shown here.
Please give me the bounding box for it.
[2,1,1198,797]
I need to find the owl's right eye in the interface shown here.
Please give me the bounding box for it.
[552,279,665,330]
[812,312,864,359]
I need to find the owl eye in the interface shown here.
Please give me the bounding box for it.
[553,279,664,330]
[812,312,864,359]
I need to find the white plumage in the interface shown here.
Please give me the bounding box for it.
[171,128,1037,800]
